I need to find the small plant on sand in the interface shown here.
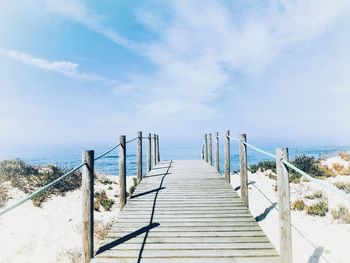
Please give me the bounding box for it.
[306,199,329,216]
[331,205,350,223]
[249,161,276,174]
[304,190,324,200]
[94,220,115,241]
[332,163,345,172]
[127,178,138,197]
[0,184,8,208]
[0,159,37,180]
[339,152,350,161]
[292,199,306,211]
[333,181,350,194]
[94,190,114,211]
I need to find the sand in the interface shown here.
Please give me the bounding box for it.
[231,156,350,263]
[0,175,135,263]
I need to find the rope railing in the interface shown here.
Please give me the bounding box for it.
[0,162,86,216]
[203,131,348,263]
[0,131,161,262]
[94,144,120,161]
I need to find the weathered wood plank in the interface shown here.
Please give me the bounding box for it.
[91,160,279,263]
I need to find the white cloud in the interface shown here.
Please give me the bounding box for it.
[0,49,119,86]
[42,0,138,51]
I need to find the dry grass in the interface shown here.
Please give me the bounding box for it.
[306,199,329,216]
[304,190,324,200]
[95,220,115,241]
[0,184,8,208]
[339,152,350,161]
[333,181,350,194]
[291,199,306,211]
[56,248,82,263]
[331,205,350,224]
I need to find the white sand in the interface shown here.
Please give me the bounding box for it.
[231,156,350,263]
[0,175,135,263]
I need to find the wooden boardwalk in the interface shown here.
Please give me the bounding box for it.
[91,160,280,263]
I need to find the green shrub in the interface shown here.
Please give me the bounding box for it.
[94,190,114,211]
[128,178,138,197]
[291,155,324,179]
[331,205,350,223]
[306,199,329,216]
[304,190,323,200]
[333,181,350,194]
[250,161,276,174]
[292,199,306,211]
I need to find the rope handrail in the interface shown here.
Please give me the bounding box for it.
[126,137,138,144]
[226,135,350,203]
[94,144,120,161]
[0,162,86,217]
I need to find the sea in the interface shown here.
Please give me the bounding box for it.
[1,141,350,176]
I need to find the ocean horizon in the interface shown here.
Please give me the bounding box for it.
[1,142,349,176]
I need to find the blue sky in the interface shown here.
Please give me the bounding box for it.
[1,0,350,149]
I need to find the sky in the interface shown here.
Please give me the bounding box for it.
[1,0,350,150]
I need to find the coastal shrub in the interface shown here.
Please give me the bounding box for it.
[292,199,305,211]
[128,178,138,197]
[0,159,37,180]
[0,184,8,208]
[0,159,81,207]
[339,152,350,161]
[304,190,324,200]
[332,163,345,172]
[249,161,276,174]
[320,165,336,177]
[306,199,329,216]
[290,155,324,180]
[333,181,350,194]
[94,190,114,211]
[331,205,350,223]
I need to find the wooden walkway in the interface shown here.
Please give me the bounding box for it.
[91,160,280,263]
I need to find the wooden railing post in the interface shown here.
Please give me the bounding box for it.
[224,130,230,182]
[204,134,208,162]
[153,134,157,166]
[119,135,126,210]
[82,150,94,263]
[147,133,151,172]
[215,132,219,173]
[276,148,293,263]
[208,133,213,166]
[137,131,142,183]
[157,135,160,163]
[239,133,248,207]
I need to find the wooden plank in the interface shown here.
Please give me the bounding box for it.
[92,159,279,262]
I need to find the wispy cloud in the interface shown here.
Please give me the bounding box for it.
[42,0,138,51]
[0,49,118,86]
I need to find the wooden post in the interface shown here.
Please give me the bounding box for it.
[82,150,94,263]
[153,134,157,166]
[208,133,213,166]
[224,130,230,182]
[276,148,293,263]
[157,135,160,163]
[119,135,126,210]
[147,133,151,172]
[239,133,248,208]
[215,132,219,173]
[137,131,142,183]
[204,134,208,162]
